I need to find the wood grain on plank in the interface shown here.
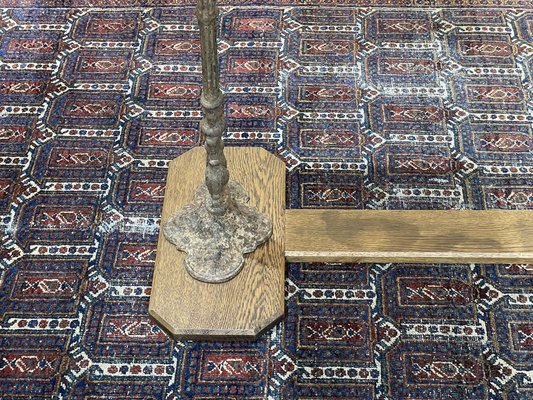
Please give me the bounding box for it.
[285,209,533,263]
[149,147,285,339]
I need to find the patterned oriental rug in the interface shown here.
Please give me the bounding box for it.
[0,4,532,400]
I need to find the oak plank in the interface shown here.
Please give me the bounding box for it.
[149,147,285,339]
[285,210,533,263]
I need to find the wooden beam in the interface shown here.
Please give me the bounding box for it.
[150,147,285,339]
[285,210,533,264]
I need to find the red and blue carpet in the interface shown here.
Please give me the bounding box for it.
[0,3,532,399]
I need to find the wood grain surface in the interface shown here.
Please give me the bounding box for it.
[149,147,285,339]
[285,209,533,263]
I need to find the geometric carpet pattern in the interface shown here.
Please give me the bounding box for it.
[0,6,532,399]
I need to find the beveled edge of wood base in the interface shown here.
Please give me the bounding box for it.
[285,251,533,264]
[149,307,283,340]
[149,147,286,340]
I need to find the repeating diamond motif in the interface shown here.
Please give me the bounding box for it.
[0,6,532,400]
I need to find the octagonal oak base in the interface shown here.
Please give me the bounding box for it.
[149,147,285,339]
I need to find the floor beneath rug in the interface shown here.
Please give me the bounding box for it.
[0,6,532,400]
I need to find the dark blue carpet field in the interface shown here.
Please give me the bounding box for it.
[0,5,532,399]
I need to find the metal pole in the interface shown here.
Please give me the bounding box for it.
[197,0,229,216]
[162,0,273,283]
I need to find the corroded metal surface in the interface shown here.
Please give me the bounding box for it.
[163,181,273,283]
[162,0,273,283]
[197,0,228,216]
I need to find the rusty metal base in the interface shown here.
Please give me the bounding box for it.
[163,180,272,283]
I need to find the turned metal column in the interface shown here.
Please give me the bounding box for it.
[197,0,229,215]
[162,0,273,283]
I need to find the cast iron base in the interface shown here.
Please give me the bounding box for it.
[163,180,272,283]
